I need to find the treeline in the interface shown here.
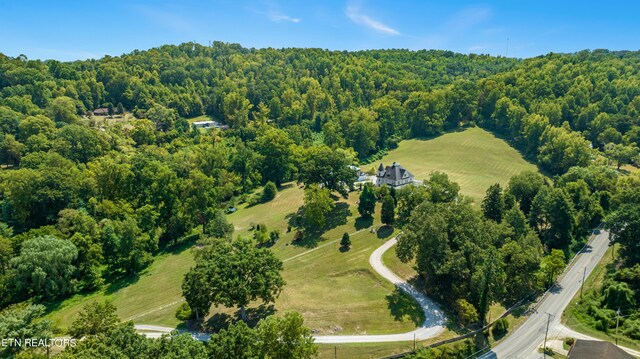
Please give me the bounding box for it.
[0,300,317,358]
[571,171,640,342]
[1,42,640,325]
[396,165,619,325]
[2,45,639,168]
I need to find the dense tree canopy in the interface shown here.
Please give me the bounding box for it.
[182,238,285,322]
[1,42,640,342]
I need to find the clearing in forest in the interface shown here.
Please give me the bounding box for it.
[372,127,539,203]
[48,127,539,338]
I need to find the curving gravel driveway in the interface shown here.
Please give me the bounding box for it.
[314,237,446,343]
[136,236,447,344]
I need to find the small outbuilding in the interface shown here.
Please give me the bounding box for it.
[92,108,109,116]
[192,120,229,130]
[348,165,369,182]
[567,340,634,359]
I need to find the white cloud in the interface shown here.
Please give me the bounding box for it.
[345,4,399,36]
[250,1,301,24]
[412,5,492,50]
[264,10,301,23]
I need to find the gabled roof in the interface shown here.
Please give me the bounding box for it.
[568,340,634,359]
[93,108,109,115]
[379,162,413,181]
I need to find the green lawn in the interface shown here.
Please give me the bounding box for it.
[382,243,417,281]
[373,127,539,203]
[48,243,195,330]
[48,127,540,350]
[316,330,459,359]
[48,185,416,335]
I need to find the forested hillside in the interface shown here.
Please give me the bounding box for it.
[1,42,640,356]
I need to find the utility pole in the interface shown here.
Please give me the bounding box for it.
[506,37,510,57]
[543,313,552,357]
[615,308,621,346]
[580,266,586,298]
[413,333,416,351]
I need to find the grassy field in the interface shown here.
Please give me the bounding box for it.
[47,127,542,356]
[372,127,539,202]
[48,242,195,330]
[48,184,418,335]
[316,330,459,359]
[381,243,417,281]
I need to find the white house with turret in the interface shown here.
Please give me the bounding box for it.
[375,162,414,187]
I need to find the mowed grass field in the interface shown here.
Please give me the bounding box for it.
[48,127,542,357]
[48,185,420,335]
[373,127,539,202]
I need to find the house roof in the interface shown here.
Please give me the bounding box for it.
[378,162,413,181]
[568,340,634,359]
[193,120,217,126]
[93,108,109,115]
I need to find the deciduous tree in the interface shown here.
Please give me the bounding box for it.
[302,184,335,229]
[257,312,318,359]
[9,235,78,300]
[482,183,505,223]
[69,300,119,338]
[182,238,285,322]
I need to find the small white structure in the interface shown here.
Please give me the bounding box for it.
[349,165,369,182]
[376,162,414,187]
[192,120,229,130]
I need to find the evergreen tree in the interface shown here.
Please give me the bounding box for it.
[381,194,396,226]
[262,181,277,202]
[482,183,505,222]
[358,184,376,218]
[340,232,351,249]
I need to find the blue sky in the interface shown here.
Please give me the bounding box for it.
[1,0,639,61]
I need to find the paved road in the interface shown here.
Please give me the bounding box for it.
[136,236,447,344]
[479,230,611,359]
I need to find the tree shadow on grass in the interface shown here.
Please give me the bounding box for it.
[292,202,351,249]
[160,233,200,255]
[105,274,141,295]
[385,287,425,326]
[325,202,351,229]
[236,304,276,328]
[203,304,277,332]
[377,225,394,239]
[104,234,199,295]
[203,312,233,332]
[278,183,295,190]
[354,216,373,230]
